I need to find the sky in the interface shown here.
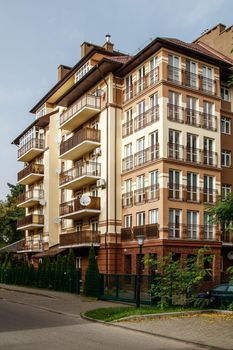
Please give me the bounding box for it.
[0,0,233,199]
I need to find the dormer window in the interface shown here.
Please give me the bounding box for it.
[75,62,92,82]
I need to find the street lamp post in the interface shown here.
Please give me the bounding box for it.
[136,235,145,308]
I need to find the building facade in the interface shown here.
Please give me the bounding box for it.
[13,26,233,283]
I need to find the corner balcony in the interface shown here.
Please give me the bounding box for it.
[60,128,101,161]
[17,163,44,185]
[60,94,101,131]
[59,196,101,220]
[59,161,101,190]
[17,214,44,230]
[60,230,100,248]
[17,240,43,253]
[17,138,45,162]
[121,224,159,242]
[17,189,44,208]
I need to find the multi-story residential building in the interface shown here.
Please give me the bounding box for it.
[12,27,233,283]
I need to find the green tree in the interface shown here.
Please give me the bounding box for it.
[84,246,99,297]
[67,249,76,272]
[0,183,25,246]
[208,193,233,230]
[144,248,213,309]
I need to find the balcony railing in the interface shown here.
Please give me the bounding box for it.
[17,214,44,229]
[17,163,44,183]
[59,161,101,187]
[168,223,184,239]
[18,138,45,160]
[60,230,100,246]
[134,145,159,167]
[186,186,201,202]
[222,232,233,244]
[17,189,44,205]
[121,224,159,241]
[122,120,133,138]
[123,67,159,103]
[167,144,218,167]
[167,66,217,96]
[60,127,100,156]
[168,183,183,200]
[134,106,159,132]
[59,196,100,217]
[203,189,217,204]
[122,155,133,172]
[167,104,217,131]
[122,192,133,208]
[60,94,101,127]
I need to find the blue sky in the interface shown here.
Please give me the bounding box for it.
[0,0,233,199]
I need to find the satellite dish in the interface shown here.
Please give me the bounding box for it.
[80,195,91,206]
[227,251,233,260]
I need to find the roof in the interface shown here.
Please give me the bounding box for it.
[160,37,233,65]
[32,244,67,258]
[12,109,58,145]
[0,239,25,253]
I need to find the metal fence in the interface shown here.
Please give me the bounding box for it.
[98,274,157,304]
[0,268,80,294]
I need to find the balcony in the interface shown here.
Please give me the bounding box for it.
[222,232,233,244]
[17,214,44,230]
[17,240,43,253]
[122,155,133,172]
[168,183,183,201]
[60,94,101,131]
[17,163,44,185]
[134,145,159,168]
[133,185,159,205]
[167,144,218,167]
[17,189,44,208]
[168,223,184,239]
[121,224,159,242]
[167,104,217,131]
[203,189,217,204]
[122,192,133,208]
[122,120,133,138]
[18,138,45,162]
[134,106,159,132]
[60,128,101,160]
[59,230,100,247]
[186,186,201,203]
[59,161,101,190]
[167,66,217,96]
[59,196,101,220]
[123,67,159,103]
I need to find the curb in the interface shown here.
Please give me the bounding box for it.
[80,311,230,350]
[0,285,55,299]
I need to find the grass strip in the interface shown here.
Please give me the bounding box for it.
[84,306,199,322]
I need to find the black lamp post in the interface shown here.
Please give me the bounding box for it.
[136,234,145,308]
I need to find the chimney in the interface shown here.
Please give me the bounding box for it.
[103,34,114,52]
[80,42,95,58]
[57,65,72,81]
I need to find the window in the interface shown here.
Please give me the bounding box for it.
[221,184,231,200]
[124,179,132,207]
[202,66,213,93]
[148,170,159,200]
[124,215,132,228]
[203,137,214,165]
[75,62,91,82]
[168,130,181,159]
[186,96,197,125]
[149,93,159,122]
[187,172,198,202]
[221,86,230,101]
[169,170,180,200]
[221,117,231,134]
[149,209,158,224]
[125,108,133,123]
[150,57,158,84]
[136,100,146,130]
[90,219,98,232]
[187,211,198,239]
[187,134,198,163]
[168,91,181,121]
[138,66,145,92]
[136,137,145,165]
[204,175,214,203]
[135,175,145,204]
[36,105,46,119]
[136,212,145,226]
[168,55,180,82]
[124,143,132,157]
[204,212,214,240]
[149,130,159,160]
[123,109,133,137]
[186,60,197,87]
[169,209,181,238]
[221,150,231,167]
[123,143,133,171]
[203,101,214,130]
[125,75,133,100]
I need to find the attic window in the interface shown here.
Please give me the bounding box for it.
[75,62,92,83]
[36,105,46,119]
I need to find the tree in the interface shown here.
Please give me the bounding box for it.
[84,246,99,297]
[0,183,25,246]
[67,249,76,272]
[144,248,213,309]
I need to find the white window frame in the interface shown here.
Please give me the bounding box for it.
[136,212,145,226]
[75,61,91,82]
[221,184,231,200]
[221,117,231,134]
[124,214,132,228]
[149,209,158,224]
[221,86,230,101]
[221,150,231,167]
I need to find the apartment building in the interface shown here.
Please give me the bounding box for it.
[12,27,233,283]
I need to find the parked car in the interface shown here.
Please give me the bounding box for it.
[198,284,233,306]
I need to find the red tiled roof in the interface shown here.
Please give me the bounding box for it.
[160,37,233,66]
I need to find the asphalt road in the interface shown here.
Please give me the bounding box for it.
[0,290,206,350]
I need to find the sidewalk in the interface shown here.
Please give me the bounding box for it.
[1,284,233,350]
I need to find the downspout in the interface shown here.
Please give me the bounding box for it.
[114,77,118,274]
